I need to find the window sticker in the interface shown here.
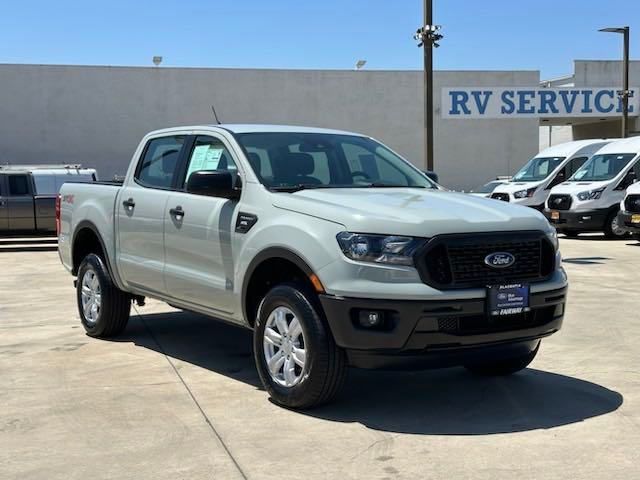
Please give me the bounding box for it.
[186,145,225,179]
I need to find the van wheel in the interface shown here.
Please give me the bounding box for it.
[253,283,347,409]
[76,254,130,337]
[605,211,627,238]
[465,341,540,376]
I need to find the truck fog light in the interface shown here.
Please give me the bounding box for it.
[358,310,384,328]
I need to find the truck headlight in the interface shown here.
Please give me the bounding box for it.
[577,188,604,201]
[336,232,426,266]
[513,187,537,199]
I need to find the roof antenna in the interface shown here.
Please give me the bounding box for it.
[211,104,221,125]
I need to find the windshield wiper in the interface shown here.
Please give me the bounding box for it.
[357,183,429,188]
[270,184,333,193]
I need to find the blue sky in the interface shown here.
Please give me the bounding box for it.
[0,0,637,78]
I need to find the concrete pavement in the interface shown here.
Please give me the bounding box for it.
[1,235,639,479]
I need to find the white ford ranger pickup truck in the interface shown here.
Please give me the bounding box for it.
[58,124,567,408]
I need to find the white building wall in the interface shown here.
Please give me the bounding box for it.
[0,64,539,190]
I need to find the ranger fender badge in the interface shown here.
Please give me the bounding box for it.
[235,212,258,233]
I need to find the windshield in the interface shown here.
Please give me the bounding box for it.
[473,181,502,193]
[569,153,637,181]
[512,156,565,182]
[236,132,435,190]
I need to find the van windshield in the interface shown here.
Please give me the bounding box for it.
[236,132,436,190]
[569,153,636,181]
[512,156,565,182]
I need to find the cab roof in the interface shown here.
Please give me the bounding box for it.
[536,139,615,158]
[595,136,640,155]
[149,124,367,137]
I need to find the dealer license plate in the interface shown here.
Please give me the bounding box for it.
[631,214,640,224]
[488,283,530,316]
[550,210,560,221]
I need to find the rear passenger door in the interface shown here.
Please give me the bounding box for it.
[0,175,8,230]
[6,174,35,231]
[117,135,187,295]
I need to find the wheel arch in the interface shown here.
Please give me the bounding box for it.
[241,247,322,328]
[71,220,113,278]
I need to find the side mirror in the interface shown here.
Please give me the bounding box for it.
[423,170,439,183]
[186,170,240,199]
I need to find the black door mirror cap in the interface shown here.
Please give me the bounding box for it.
[186,170,241,199]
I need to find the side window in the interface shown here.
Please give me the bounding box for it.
[33,175,57,195]
[567,157,588,176]
[184,136,237,187]
[8,175,31,195]
[136,136,185,189]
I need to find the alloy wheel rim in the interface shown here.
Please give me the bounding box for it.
[81,269,101,324]
[263,306,307,387]
[611,216,626,237]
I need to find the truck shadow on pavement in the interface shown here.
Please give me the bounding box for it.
[115,310,623,436]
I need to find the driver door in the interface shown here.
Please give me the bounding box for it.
[163,135,241,315]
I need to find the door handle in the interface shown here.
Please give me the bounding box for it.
[169,206,185,219]
[122,198,135,210]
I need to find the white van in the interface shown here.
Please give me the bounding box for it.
[544,136,640,238]
[617,179,640,239]
[491,140,614,209]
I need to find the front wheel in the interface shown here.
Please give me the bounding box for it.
[465,342,540,376]
[253,283,347,409]
[76,254,131,337]
[605,211,628,239]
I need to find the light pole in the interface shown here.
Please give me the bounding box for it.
[599,26,630,138]
[414,0,442,172]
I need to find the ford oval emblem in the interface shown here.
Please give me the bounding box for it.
[484,252,515,268]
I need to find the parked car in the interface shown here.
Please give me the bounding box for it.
[617,177,640,239]
[58,124,567,408]
[544,136,640,238]
[468,178,511,198]
[491,140,614,209]
[0,165,97,234]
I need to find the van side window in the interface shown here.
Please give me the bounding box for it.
[183,136,238,188]
[8,175,30,195]
[136,136,185,189]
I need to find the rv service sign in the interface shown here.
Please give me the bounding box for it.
[442,87,639,118]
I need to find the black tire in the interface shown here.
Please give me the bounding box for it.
[604,210,627,239]
[465,341,540,376]
[76,253,131,338]
[253,283,347,409]
[562,230,579,238]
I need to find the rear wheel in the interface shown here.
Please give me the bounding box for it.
[465,341,540,376]
[563,230,579,238]
[76,253,130,337]
[253,283,347,409]
[605,211,628,239]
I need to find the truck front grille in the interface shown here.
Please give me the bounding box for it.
[415,231,555,289]
[548,194,572,210]
[436,306,556,335]
[491,192,510,202]
[624,195,640,213]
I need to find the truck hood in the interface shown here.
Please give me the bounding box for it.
[549,180,610,195]
[493,181,544,194]
[272,188,550,236]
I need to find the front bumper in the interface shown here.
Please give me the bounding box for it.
[319,286,566,369]
[543,208,608,231]
[617,211,640,233]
